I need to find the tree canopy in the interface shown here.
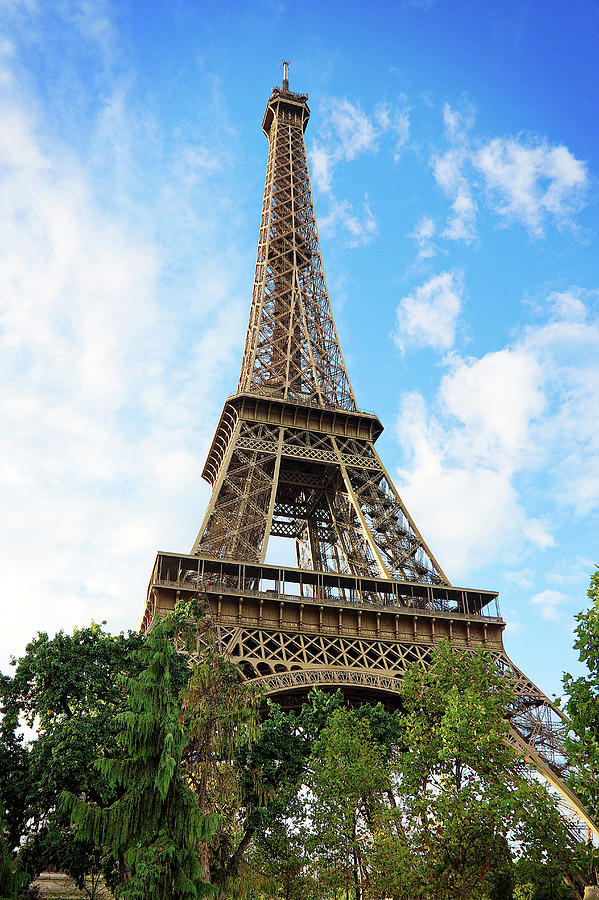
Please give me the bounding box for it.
[63,603,218,899]
[246,645,582,900]
[1,606,594,900]
[0,622,152,895]
[564,567,599,823]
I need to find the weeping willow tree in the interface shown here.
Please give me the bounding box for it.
[62,601,219,900]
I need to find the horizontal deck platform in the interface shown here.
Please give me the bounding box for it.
[145,552,501,621]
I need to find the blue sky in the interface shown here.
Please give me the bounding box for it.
[1,0,598,701]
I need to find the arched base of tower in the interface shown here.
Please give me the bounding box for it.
[247,666,404,711]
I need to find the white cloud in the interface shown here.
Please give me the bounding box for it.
[395,392,553,578]
[322,97,410,169]
[505,569,535,589]
[432,104,478,242]
[310,96,409,244]
[443,185,477,241]
[432,150,477,243]
[442,102,475,141]
[375,102,410,161]
[319,194,377,247]
[329,98,378,161]
[475,138,588,236]
[394,288,599,582]
[433,147,464,193]
[528,322,599,516]
[410,215,437,260]
[310,98,379,196]
[546,289,588,322]
[310,143,333,193]
[547,556,596,589]
[0,20,247,671]
[431,103,588,241]
[529,589,570,622]
[394,271,463,353]
[440,349,545,463]
[58,0,117,67]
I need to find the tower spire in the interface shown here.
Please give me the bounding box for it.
[237,74,357,410]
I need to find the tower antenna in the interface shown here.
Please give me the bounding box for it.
[282,59,290,91]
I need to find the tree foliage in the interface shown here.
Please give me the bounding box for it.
[380,643,577,900]
[1,606,591,900]
[306,707,390,898]
[0,811,28,900]
[0,622,151,893]
[564,567,599,822]
[181,641,263,898]
[245,645,580,900]
[63,602,218,900]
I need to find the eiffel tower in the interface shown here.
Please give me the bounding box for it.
[140,65,597,837]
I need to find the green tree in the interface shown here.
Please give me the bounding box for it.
[306,707,390,900]
[240,690,401,900]
[0,623,151,895]
[180,643,262,899]
[229,689,350,898]
[272,644,576,900]
[63,602,218,899]
[564,567,599,825]
[235,688,346,897]
[0,678,29,862]
[371,642,577,900]
[0,811,28,900]
[238,696,323,899]
[245,804,319,900]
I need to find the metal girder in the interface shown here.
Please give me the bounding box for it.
[192,418,448,585]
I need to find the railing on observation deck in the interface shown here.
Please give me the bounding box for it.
[148,552,502,621]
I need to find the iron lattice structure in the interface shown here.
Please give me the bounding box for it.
[141,75,597,838]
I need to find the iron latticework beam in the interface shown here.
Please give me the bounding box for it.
[237,85,356,410]
[141,71,598,841]
[190,400,448,583]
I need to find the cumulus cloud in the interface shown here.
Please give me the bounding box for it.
[523,306,599,515]
[394,288,599,582]
[395,391,552,578]
[475,138,588,236]
[310,96,409,244]
[0,17,247,671]
[430,102,588,242]
[529,589,571,622]
[439,349,545,463]
[394,271,463,353]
